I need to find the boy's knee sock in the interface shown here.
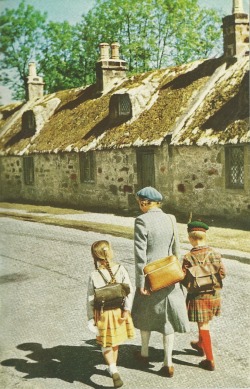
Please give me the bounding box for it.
[197,329,203,346]
[200,329,214,361]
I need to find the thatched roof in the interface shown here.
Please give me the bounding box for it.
[0,54,249,156]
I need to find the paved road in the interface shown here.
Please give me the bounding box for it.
[0,217,249,389]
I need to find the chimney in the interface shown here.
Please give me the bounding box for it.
[95,42,127,96]
[27,62,45,101]
[222,0,249,57]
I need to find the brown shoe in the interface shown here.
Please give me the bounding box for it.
[199,359,215,371]
[112,372,123,388]
[190,341,205,356]
[134,351,150,366]
[159,365,174,378]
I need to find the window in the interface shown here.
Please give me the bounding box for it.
[136,149,155,188]
[226,146,244,189]
[109,93,132,124]
[79,152,95,183]
[23,156,34,185]
[22,110,36,137]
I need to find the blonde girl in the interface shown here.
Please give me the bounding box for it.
[87,240,134,388]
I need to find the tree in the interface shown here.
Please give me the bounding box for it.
[37,21,84,93]
[0,0,47,100]
[77,0,222,77]
[0,0,222,102]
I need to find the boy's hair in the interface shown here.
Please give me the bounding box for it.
[188,230,207,240]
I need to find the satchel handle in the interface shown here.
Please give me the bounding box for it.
[168,215,175,255]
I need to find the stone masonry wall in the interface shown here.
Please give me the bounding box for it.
[0,143,249,223]
[164,144,250,222]
[0,149,138,211]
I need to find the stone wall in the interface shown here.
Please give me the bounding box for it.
[0,143,249,223]
[0,150,138,211]
[164,144,250,223]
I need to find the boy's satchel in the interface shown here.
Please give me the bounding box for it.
[184,262,222,294]
[143,255,185,292]
[94,266,130,311]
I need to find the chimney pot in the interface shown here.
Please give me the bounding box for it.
[99,43,110,60]
[111,42,120,59]
[232,0,244,13]
[29,62,37,77]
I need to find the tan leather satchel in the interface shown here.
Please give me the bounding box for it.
[143,255,184,292]
[143,215,184,292]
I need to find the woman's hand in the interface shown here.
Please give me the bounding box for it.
[139,287,150,296]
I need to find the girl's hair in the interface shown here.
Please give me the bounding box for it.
[91,240,116,283]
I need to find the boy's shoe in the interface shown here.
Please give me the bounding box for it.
[190,341,205,356]
[199,359,215,371]
[112,372,123,388]
[159,365,174,378]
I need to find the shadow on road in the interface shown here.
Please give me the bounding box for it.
[1,340,109,388]
[1,340,198,387]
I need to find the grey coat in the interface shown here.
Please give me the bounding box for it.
[131,208,190,334]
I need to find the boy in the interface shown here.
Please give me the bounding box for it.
[182,221,226,371]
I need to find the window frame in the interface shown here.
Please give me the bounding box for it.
[23,156,34,185]
[136,148,155,188]
[225,145,244,189]
[22,110,36,137]
[79,152,95,184]
[109,93,132,124]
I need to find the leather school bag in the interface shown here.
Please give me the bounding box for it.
[94,265,130,310]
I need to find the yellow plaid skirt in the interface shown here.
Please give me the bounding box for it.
[95,308,135,347]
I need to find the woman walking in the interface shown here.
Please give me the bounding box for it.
[131,186,189,377]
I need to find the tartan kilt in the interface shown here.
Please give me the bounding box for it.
[94,308,135,347]
[186,290,221,322]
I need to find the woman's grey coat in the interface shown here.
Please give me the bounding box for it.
[131,207,190,334]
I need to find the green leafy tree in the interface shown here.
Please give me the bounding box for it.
[37,21,84,93]
[78,0,222,77]
[0,1,87,100]
[0,0,47,100]
[0,0,222,102]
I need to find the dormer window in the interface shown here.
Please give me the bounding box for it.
[109,93,132,124]
[22,110,36,137]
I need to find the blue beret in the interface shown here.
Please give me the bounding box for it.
[188,221,209,232]
[136,186,163,202]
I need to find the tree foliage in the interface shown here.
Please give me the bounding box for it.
[0,0,47,100]
[78,0,222,76]
[0,0,222,102]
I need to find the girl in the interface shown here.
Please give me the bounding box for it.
[182,220,226,371]
[87,240,134,388]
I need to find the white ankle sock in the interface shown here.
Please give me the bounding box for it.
[109,363,118,374]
